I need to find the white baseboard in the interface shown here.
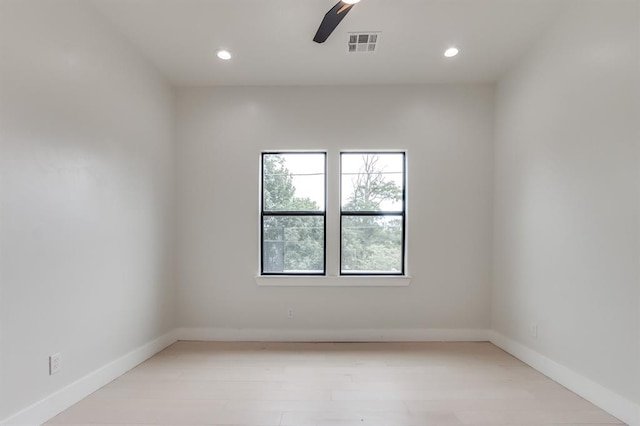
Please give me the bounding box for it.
[175,327,491,342]
[0,331,177,426]
[490,331,640,426]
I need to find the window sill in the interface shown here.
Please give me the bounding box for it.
[255,275,411,287]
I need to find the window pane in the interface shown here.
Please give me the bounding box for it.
[341,153,404,212]
[263,216,324,273]
[341,215,403,274]
[263,153,325,211]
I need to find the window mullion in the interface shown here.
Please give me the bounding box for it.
[325,150,340,276]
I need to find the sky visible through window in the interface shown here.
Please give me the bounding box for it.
[341,153,404,211]
[273,153,404,211]
[271,153,324,210]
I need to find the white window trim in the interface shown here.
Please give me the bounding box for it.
[255,275,411,287]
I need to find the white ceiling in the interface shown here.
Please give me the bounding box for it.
[90,0,569,86]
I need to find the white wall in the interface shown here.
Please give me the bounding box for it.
[493,0,639,412]
[0,0,176,421]
[175,85,494,334]
[637,3,640,419]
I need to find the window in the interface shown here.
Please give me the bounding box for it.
[260,151,406,278]
[261,152,326,275]
[340,152,405,275]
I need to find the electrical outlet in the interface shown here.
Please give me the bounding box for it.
[49,353,62,375]
[287,308,294,319]
[529,323,538,339]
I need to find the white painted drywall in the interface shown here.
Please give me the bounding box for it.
[637,1,640,415]
[0,0,176,421]
[493,0,640,408]
[175,85,494,332]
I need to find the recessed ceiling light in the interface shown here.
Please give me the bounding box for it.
[217,50,232,60]
[342,0,360,4]
[444,47,459,58]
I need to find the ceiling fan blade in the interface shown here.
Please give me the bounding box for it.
[313,1,355,44]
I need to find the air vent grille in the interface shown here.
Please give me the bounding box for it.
[348,32,380,53]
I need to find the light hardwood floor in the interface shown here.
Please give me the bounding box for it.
[46,341,624,426]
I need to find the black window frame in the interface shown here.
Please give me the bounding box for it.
[260,151,327,276]
[339,151,406,276]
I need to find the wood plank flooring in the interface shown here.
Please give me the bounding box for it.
[46,341,624,426]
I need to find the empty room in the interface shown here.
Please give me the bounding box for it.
[0,0,639,425]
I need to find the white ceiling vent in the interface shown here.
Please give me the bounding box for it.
[348,32,380,53]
